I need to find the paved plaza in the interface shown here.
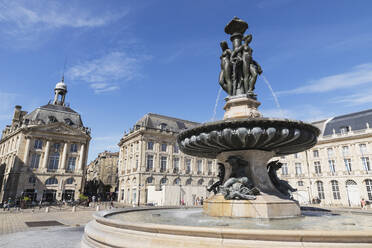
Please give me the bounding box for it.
[0,206,98,248]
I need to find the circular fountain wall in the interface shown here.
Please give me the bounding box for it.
[82,207,372,248]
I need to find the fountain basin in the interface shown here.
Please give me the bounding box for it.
[177,118,320,159]
[81,207,372,248]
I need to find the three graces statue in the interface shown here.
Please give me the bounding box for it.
[219,17,262,98]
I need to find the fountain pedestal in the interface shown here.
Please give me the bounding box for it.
[203,194,300,218]
[203,150,301,218]
[224,95,262,120]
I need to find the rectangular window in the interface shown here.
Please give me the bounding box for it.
[342,146,349,156]
[328,160,336,173]
[360,144,367,154]
[207,161,213,175]
[30,154,40,169]
[173,144,179,153]
[53,143,60,151]
[362,157,371,171]
[160,156,167,172]
[147,141,154,150]
[344,158,352,172]
[121,189,124,201]
[313,150,319,158]
[197,160,202,174]
[314,161,322,174]
[295,163,302,175]
[67,157,76,171]
[294,153,299,159]
[135,155,139,169]
[161,143,167,152]
[281,163,288,175]
[331,181,341,200]
[185,159,191,174]
[48,153,60,171]
[327,148,334,157]
[34,140,43,149]
[173,158,180,173]
[70,143,78,153]
[146,155,153,171]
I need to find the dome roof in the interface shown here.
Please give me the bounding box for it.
[55,81,67,91]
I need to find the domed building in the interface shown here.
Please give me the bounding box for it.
[0,78,91,203]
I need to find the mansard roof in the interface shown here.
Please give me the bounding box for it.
[24,103,84,128]
[320,109,372,136]
[134,113,199,133]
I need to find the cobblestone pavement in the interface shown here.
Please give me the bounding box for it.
[0,206,96,235]
[0,226,85,248]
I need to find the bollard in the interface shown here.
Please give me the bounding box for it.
[96,205,100,211]
[45,207,49,213]
[72,206,76,212]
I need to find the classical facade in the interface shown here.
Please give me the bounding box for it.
[117,113,218,206]
[0,78,91,203]
[85,151,119,200]
[277,109,372,207]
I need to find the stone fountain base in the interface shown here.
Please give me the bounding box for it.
[203,193,300,218]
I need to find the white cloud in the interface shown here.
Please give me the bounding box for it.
[278,63,372,95]
[331,88,372,106]
[0,0,128,45]
[262,105,331,122]
[0,1,126,28]
[67,52,151,93]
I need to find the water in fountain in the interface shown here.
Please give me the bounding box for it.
[211,87,222,121]
[262,75,284,118]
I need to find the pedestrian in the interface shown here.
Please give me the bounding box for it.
[39,200,43,210]
[200,197,204,206]
[196,197,200,206]
[110,201,114,209]
[7,198,11,211]
[361,198,367,210]
[3,202,6,211]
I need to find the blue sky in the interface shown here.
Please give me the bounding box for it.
[1,0,372,162]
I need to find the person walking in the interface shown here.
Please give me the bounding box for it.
[361,198,367,210]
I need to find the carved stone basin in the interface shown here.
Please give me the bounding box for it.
[177,118,320,159]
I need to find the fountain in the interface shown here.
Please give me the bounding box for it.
[81,17,372,248]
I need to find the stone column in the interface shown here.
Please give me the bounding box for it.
[42,140,51,169]
[78,143,85,170]
[61,142,68,170]
[23,137,31,165]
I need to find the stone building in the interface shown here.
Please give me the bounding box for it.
[0,78,91,203]
[117,113,218,206]
[85,151,119,200]
[277,109,372,207]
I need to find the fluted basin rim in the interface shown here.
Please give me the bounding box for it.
[177,118,320,159]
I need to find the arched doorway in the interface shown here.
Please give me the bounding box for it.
[346,180,360,206]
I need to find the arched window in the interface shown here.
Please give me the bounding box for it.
[197,179,204,185]
[48,115,57,123]
[160,178,167,185]
[174,178,181,185]
[186,178,192,185]
[29,176,36,184]
[346,179,357,186]
[365,179,372,201]
[316,181,325,199]
[146,177,153,184]
[65,178,74,184]
[331,180,341,200]
[45,177,58,185]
